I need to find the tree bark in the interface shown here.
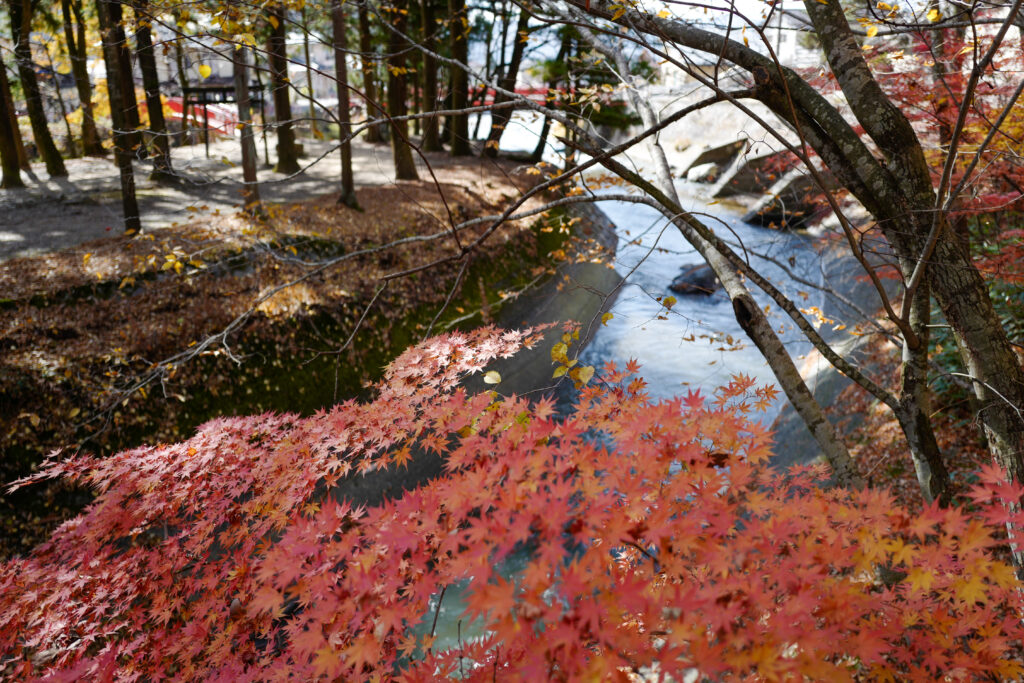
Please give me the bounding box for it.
[97,0,141,233]
[419,0,441,151]
[482,6,529,157]
[41,41,76,157]
[9,0,67,176]
[171,8,190,145]
[133,0,172,176]
[302,6,318,138]
[102,0,141,151]
[267,5,301,174]
[0,58,24,187]
[332,0,358,207]
[61,0,103,155]
[898,282,951,504]
[357,2,383,143]
[447,0,470,155]
[232,45,260,212]
[387,0,418,179]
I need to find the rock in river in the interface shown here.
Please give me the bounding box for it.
[669,263,721,295]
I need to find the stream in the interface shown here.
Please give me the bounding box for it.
[413,153,848,655]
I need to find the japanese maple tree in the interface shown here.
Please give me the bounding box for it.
[2,326,1024,680]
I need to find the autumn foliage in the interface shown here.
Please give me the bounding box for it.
[2,326,1024,680]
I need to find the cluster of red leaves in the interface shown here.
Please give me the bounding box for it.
[3,327,1024,681]
[976,228,1024,285]
[873,25,1024,219]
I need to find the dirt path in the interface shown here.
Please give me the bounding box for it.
[0,138,525,262]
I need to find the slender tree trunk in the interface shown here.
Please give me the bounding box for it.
[332,0,358,207]
[482,7,529,157]
[419,0,441,151]
[61,0,102,155]
[896,282,951,503]
[97,0,141,233]
[387,0,418,179]
[357,2,383,143]
[470,9,494,142]
[302,6,318,138]
[41,42,75,157]
[529,33,569,163]
[101,0,141,151]
[251,51,270,166]
[448,0,470,155]
[133,0,172,176]
[171,9,190,146]
[9,0,67,176]
[267,5,301,174]
[232,45,260,211]
[0,59,24,187]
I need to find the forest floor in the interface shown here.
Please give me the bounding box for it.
[0,137,530,261]
[0,141,576,556]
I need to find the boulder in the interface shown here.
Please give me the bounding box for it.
[742,168,823,229]
[710,151,795,199]
[669,263,720,295]
[682,140,748,185]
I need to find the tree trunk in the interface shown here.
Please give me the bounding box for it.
[529,33,570,163]
[447,0,470,155]
[171,9,190,146]
[41,41,76,157]
[101,0,141,151]
[357,2,383,143]
[250,49,270,165]
[133,0,172,176]
[332,0,358,207]
[267,5,301,174]
[482,7,529,157]
[0,58,24,187]
[232,45,260,211]
[97,0,141,233]
[897,282,951,504]
[419,0,441,151]
[9,0,67,176]
[61,0,103,155]
[387,0,418,180]
[302,6,318,139]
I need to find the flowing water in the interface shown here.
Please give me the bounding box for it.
[414,113,857,657]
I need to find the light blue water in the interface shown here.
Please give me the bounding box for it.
[576,184,830,424]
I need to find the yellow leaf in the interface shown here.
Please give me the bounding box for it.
[83,252,92,266]
[267,14,279,29]
[553,365,568,378]
[927,7,940,21]
[198,64,212,79]
[601,312,613,326]
[656,9,670,18]
[483,370,501,385]
[551,342,568,363]
[663,296,677,310]
[577,365,595,385]
[866,25,878,37]
[611,7,625,20]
